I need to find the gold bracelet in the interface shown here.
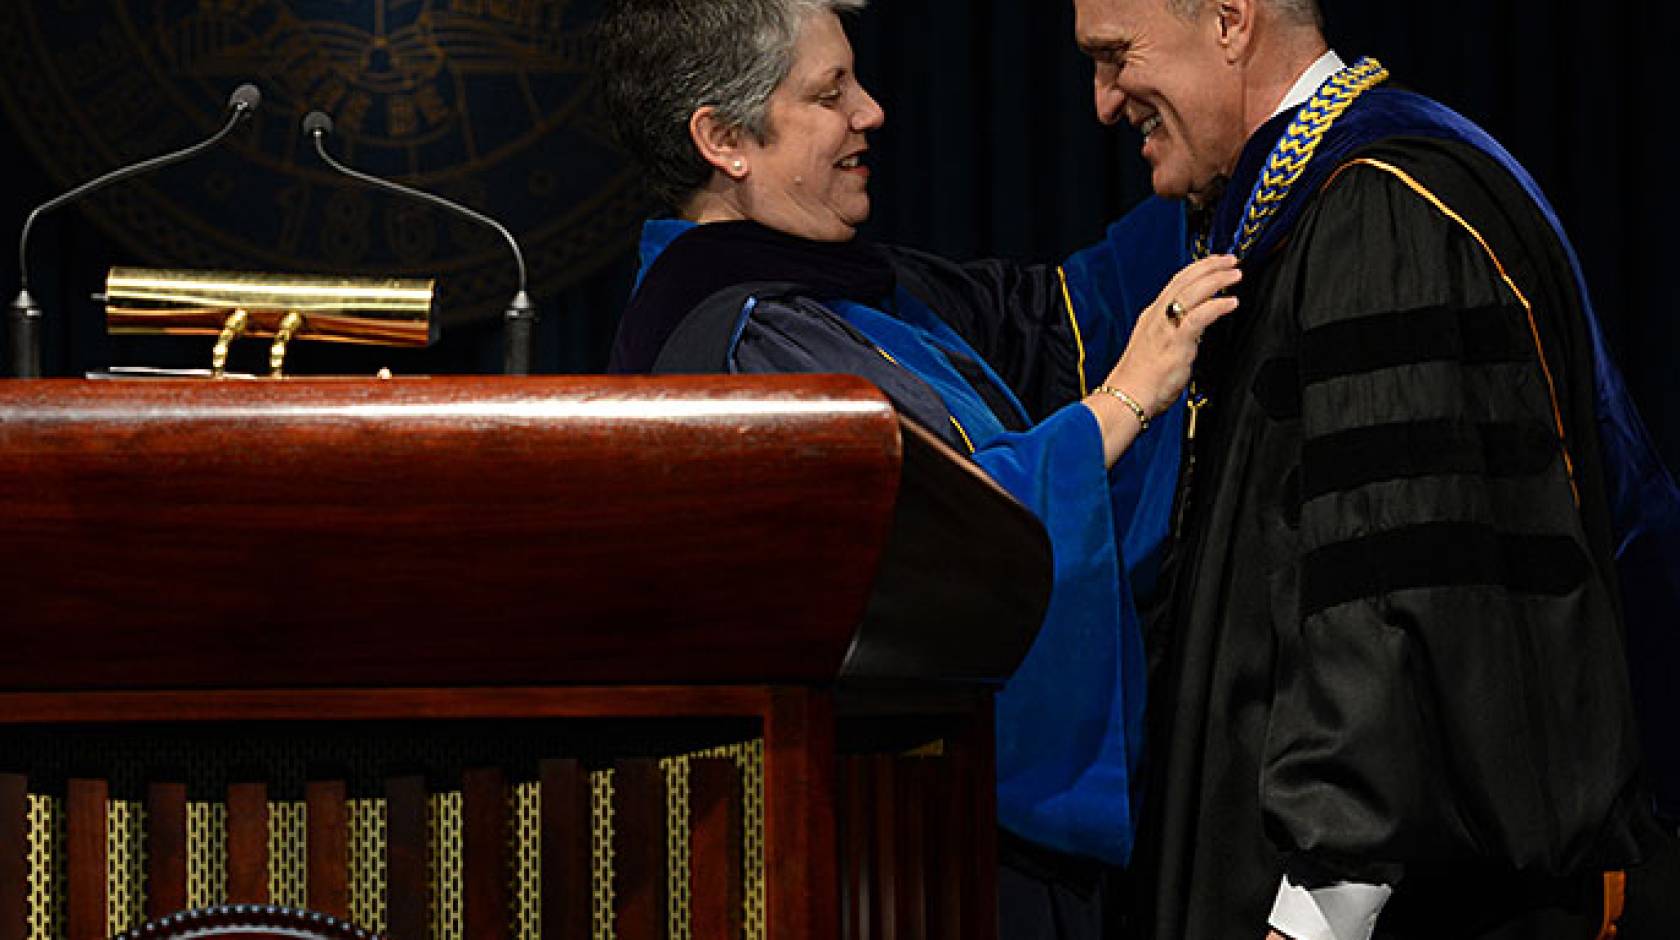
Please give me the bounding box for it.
[1094,384,1150,431]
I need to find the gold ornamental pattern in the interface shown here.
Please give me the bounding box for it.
[0,0,652,326]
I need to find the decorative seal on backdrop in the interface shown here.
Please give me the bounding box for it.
[0,0,651,324]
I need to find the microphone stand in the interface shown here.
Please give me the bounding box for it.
[7,292,40,380]
[503,291,537,377]
[306,117,538,376]
[6,86,259,378]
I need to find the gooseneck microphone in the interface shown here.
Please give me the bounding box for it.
[302,110,538,375]
[7,84,262,378]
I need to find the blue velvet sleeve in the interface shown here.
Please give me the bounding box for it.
[970,201,1191,864]
[1061,196,1191,602]
[735,292,1151,864]
[972,403,1149,865]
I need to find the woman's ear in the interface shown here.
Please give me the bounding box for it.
[690,107,749,179]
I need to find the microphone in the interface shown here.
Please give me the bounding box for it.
[301,110,537,375]
[7,84,262,378]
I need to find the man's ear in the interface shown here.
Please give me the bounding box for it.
[1216,0,1255,62]
[690,107,749,179]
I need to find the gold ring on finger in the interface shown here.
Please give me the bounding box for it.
[1165,299,1186,326]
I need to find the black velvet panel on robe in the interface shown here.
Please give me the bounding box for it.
[625,224,1087,436]
[610,220,895,374]
[1138,137,1645,940]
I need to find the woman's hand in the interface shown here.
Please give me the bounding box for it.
[1084,254,1242,466]
[1109,254,1242,415]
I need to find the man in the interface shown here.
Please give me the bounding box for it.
[1068,0,1680,937]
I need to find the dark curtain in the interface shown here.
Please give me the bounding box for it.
[0,0,1672,470]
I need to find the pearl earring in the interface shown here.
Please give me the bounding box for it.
[732,160,744,172]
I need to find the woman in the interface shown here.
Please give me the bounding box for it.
[598,0,1237,932]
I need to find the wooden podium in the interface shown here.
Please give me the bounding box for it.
[0,375,1051,940]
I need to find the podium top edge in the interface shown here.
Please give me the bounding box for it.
[0,373,901,420]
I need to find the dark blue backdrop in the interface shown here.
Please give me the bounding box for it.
[1,0,1673,471]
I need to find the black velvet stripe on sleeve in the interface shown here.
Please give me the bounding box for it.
[1300,520,1592,619]
[1251,357,1302,421]
[1300,303,1534,388]
[1300,419,1561,501]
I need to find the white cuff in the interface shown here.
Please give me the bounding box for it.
[1268,875,1392,940]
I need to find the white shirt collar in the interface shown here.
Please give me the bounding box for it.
[1268,49,1346,122]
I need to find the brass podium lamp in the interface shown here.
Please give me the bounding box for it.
[103,268,437,377]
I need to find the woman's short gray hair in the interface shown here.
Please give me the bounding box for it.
[597,0,867,210]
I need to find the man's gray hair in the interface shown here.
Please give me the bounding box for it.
[596,0,867,210]
[1166,0,1323,29]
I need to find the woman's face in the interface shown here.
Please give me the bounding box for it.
[737,11,885,242]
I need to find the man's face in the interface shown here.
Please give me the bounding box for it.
[1075,0,1247,203]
